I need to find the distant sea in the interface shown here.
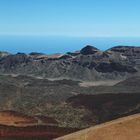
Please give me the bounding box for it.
[0,36,140,54]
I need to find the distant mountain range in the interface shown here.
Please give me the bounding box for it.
[0,45,140,81]
[0,45,140,138]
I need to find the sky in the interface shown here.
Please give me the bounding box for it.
[0,0,140,37]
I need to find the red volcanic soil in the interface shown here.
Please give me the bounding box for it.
[0,110,78,139]
[0,125,77,139]
[0,110,37,126]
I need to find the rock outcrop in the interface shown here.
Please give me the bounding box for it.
[80,45,99,55]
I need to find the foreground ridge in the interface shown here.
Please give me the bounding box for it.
[55,113,140,140]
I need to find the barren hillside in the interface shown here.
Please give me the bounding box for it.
[55,113,140,140]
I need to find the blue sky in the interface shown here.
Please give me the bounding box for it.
[0,0,140,37]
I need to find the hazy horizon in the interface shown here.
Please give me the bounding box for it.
[0,36,140,54]
[0,0,140,53]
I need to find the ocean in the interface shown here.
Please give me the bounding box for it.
[0,36,140,54]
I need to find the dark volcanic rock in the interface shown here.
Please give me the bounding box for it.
[29,52,45,56]
[80,45,99,55]
[95,62,137,73]
[107,46,140,60]
[0,45,139,81]
[67,93,140,123]
[0,53,31,69]
[108,46,140,53]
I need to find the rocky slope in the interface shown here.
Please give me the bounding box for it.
[67,93,140,124]
[0,74,140,129]
[0,45,140,81]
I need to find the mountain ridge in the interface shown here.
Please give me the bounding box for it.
[0,45,140,81]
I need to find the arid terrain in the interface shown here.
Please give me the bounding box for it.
[0,46,140,139]
[0,110,77,140]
